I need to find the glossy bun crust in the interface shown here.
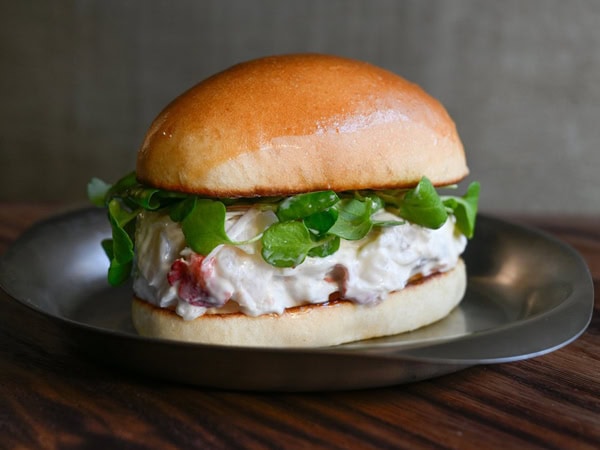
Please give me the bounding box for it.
[136,53,468,197]
[131,259,466,348]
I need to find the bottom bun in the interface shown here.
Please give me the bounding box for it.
[132,258,466,348]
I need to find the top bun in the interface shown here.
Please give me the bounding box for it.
[136,53,468,197]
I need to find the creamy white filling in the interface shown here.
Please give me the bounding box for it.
[133,206,467,320]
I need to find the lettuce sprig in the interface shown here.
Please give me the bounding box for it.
[88,172,479,285]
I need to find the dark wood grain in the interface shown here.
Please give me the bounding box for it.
[1,203,598,450]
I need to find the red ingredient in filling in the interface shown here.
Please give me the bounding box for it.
[167,253,222,307]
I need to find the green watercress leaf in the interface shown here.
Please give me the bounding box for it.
[276,191,339,221]
[169,196,197,222]
[353,192,384,212]
[307,235,340,258]
[261,221,315,267]
[372,218,405,227]
[442,181,480,238]
[106,250,133,286]
[104,199,139,285]
[328,198,374,240]
[108,198,139,229]
[101,238,114,261]
[122,185,165,210]
[101,236,132,286]
[181,199,234,255]
[105,172,138,202]
[304,207,339,235]
[130,186,188,210]
[398,177,448,229]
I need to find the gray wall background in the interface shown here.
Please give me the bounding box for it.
[1,0,599,215]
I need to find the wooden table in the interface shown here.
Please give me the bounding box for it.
[1,203,598,449]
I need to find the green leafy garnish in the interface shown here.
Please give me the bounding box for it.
[328,198,377,240]
[442,181,480,238]
[261,222,340,267]
[304,208,339,235]
[181,199,235,255]
[398,177,448,229]
[89,172,480,284]
[276,191,339,221]
[307,235,340,258]
[261,221,314,267]
[104,198,138,285]
[169,196,198,222]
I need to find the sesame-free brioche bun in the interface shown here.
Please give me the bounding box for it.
[132,259,466,348]
[136,53,468,197]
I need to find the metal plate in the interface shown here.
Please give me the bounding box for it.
[0,208,593,391]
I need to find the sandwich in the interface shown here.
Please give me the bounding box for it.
[88,53,480,347]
